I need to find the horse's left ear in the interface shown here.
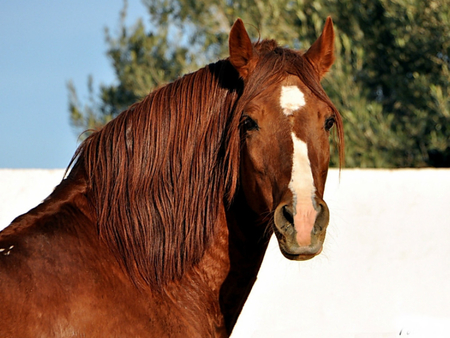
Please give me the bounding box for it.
[229,18,254,79]
[304,16,335,79]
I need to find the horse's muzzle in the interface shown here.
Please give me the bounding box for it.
[273,197,329,261]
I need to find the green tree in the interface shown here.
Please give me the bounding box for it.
[334,0,450,167]
[68,0,450,167]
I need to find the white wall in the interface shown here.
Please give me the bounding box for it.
[0,169,65,227]
[1,169,449,337]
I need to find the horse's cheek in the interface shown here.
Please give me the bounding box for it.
[240,151,273,212]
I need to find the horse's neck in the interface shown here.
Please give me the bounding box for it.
[157,205,231,337]
[220,190,272,334]
[158,193,271,336]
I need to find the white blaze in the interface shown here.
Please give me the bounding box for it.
[289,134,316,207]
[279,85,317,246]
[279,84,315,207]
[280,85,306,115]
[290,134,318,246]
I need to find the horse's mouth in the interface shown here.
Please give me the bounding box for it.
[278,241,323,261]
[272,224,324,261]
[279,244,323,261]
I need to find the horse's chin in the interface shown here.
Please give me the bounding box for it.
[278,243,323,261]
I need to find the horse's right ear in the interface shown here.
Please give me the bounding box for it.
[229,18,254,79]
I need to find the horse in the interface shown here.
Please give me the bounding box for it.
[0,17,343,337]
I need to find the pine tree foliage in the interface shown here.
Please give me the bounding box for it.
[68,0,450,167]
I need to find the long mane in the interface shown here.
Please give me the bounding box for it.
[68,40,344,289]
[70,60,244,288]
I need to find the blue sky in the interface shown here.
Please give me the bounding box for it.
[0,1,147,168]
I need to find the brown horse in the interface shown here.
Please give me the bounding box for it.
[0,18,343,337]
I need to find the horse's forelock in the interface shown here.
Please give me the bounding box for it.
[72,61,243,289]
[249,40,344,167]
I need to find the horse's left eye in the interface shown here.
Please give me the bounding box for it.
[324,117,335,131]
[242,116,259,132]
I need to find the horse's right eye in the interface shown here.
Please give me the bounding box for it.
[242,116,259,132]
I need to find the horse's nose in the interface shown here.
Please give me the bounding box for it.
[279,197,329,236]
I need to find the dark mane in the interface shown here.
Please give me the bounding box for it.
[68,39,344,288]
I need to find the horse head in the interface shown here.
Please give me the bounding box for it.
[229,18,343,260]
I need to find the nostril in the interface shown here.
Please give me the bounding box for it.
[282,205,294,225]
[313,199,329,233]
